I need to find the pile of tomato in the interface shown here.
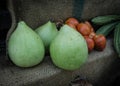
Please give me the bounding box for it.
[65,18,106,52]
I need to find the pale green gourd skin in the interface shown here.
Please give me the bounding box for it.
[50,25,88,70]
[35,21,58,49]
[8,21,45,67]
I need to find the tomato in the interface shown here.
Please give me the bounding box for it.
[84,36,95,52]
[65,17,79,27]
[84,21,95,32]
[77,23,91,36]
[93,34,106,51]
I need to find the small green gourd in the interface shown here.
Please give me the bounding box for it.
[35,21,58,50]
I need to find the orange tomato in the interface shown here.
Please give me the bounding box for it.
[93,34,106,51]
[84,21,95,32]
[77,23,91,36]
[84,36,95,52]
[65,18,79,27]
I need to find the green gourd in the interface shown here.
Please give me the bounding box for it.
[8,21,45,67]
[92,15,120,25]
[50,25,88,70]
[114,23,120,57]
[96,22,119,36]
[35,21,58,50]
